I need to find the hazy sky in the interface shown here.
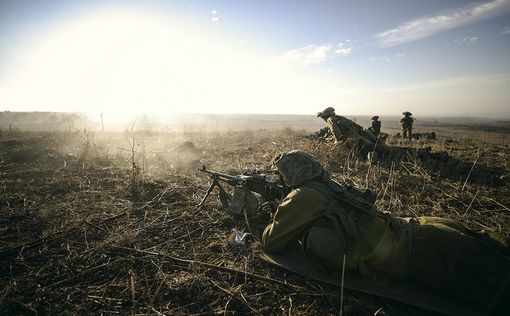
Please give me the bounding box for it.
[0,0,509,120]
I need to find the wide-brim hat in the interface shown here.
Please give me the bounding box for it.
[371,116,379,120]
[317,106,335,117]
[403,111,412,116]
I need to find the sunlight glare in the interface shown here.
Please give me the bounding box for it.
[1,10,306,123]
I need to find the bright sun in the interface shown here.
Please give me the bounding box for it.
[0,9,348,123]
[0,10,274,123]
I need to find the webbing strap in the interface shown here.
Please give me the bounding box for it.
[322,199,362,247]
[304,180,375,218]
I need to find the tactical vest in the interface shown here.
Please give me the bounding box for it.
[300,179,377,271]
[372,120,381,133]
[331,115,364,136]
[401,117,413,127]
[330,115,378,144]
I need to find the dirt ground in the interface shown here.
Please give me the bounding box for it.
[0,125,509,315]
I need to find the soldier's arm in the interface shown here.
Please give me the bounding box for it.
[261,187,328,253]
[326,117,344,141]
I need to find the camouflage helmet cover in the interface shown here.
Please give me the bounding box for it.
[317,106,335,118]
[272,150,330,187]
[371,116,379,120]
[403,111,412,116]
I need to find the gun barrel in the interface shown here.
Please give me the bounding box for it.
[197,165,288,202]
[197,165,241,183]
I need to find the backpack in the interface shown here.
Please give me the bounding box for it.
[300,179,377,271]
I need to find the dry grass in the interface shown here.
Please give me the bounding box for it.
[0,127,508,315]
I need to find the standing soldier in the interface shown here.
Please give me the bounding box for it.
[370,116,381,136]
[400,111,414,140]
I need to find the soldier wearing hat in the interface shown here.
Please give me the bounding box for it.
[400,112,414,140]
[369,116,381,136]
[316,107,393,159]
[316,107,364,143]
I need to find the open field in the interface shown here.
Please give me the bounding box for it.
[2,111,510,134]
[1,114,509,315]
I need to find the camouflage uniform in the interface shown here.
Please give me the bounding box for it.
[262,151,510,311]
[400,112,414,140]
[370,116,381,136]
[317,107,394,158]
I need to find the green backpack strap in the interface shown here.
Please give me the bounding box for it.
[303,180,376,218]
[300,181,369,270]
[323,199,362,259]
[302,198,360,271]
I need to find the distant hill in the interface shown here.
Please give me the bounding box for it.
[0,111,89,131]
[1,112,509,134]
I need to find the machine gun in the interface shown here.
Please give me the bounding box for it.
[196,165,287,214]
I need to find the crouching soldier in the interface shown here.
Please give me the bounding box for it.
[316,107,393,159]
[262,150,509,313]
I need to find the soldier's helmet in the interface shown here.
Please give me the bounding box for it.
[371,116,379,120]
[272,150,330,188]
[317,107,336,118]
[403,111,412,116]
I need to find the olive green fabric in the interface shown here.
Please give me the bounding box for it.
[325,114,395,157]
[371,119,381,135]
[302,225,351,269]
[299,180,378,271]
[400,116,413,128]
[261,180,404,284]
[261,186,329,253]
[407,217,510,312]
[326,115,363,142]
[261,180,510,311]
[401,126,412,140]
[258,241,484,316]
[400,116,414,140]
